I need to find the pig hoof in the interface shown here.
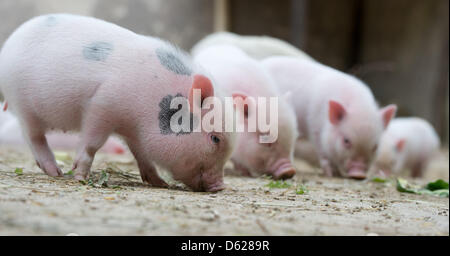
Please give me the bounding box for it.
[152,181,169,188]
[73,168,90,181]
[273,168,296,180]
[47,169,63,177]
[74,173,89,181]
[348,169,366,180]
[72,158,93,181]
[140,171,168,188]
[144,178,168,188]
[39,162,63,177]
[206,183,226,192]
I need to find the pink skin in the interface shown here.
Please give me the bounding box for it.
[263,56,397,179]
[371,117,440,178]
[0,14,234,192]
[194,45,298,180]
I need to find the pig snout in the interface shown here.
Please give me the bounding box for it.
[189,170,225,192]
[270,158,296,180]
[347,161,367,180]
[204,180,225,192]
[193,179,224,193]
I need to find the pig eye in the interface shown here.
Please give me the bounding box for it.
[343,137,352,149]
[210,135,220,144]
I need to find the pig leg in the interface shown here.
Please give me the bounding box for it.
[319,158,336,177]
[232,160,253,177]
[20,116,63,177]
[72,113,112,180]
[126,140,168,188]
[411,161,426,178]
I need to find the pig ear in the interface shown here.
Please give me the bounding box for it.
[380,104,397,129]
[232,92,249,118]
[232,92,247,100]
[396,139,406,152]
[189,74,214,111]
[329,100,346,125]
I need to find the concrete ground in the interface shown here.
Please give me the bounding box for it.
[0,146,448,235]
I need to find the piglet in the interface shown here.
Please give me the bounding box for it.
[371,117,440,178]
[262,57,397,179]
[194,45,298,180]
[0,14,235,192]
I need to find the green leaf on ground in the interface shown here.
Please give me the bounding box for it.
[79,179,95,186]
[266,180,292,189]
[65,170,74,176]
[428,189,449,197]
[97,170,110,187]
[396,178,421,193]
[14,168,23,176]
[426,179,449,191]
[372,177,388,183]
[396,178,449,197]
[296,185,308,195]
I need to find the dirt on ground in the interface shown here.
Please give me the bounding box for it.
[0,146,448,236]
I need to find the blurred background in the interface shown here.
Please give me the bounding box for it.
[0,0,448,145]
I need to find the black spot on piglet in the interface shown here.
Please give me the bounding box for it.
[156,48,192,76]
[83,42,113,62]
[158,94,198,135]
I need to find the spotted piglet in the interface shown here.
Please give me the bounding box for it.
[0,14,235,192]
